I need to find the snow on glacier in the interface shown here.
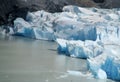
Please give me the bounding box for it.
[56,39,104,58]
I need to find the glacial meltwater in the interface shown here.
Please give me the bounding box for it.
[0,34,114,82]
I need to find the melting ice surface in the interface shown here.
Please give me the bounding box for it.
[2,5,120,81]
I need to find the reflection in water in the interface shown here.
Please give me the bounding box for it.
[0,35,114,82]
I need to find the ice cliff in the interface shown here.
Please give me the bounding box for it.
[13,6,98,41]
[12,5,120,42]
[56,39,104,59]
[56,6,120,81]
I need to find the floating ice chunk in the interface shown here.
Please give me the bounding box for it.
[67,70,82,76]
[56,74,68,79]
[67,70,93,78]
[96,69,107,79]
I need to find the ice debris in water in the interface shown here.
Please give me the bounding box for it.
[56,39,104,59]
[67,70,92,77]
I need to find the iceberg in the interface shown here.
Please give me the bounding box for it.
[56,39,104,58]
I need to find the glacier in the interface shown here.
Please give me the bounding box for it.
[1,5,120,81]
[12,5,120,42]
[55,6,120,81]
[13,6,98,41]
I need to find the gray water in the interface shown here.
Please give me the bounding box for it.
[0,35,114,82]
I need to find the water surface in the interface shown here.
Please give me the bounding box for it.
[0,35,114,82]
